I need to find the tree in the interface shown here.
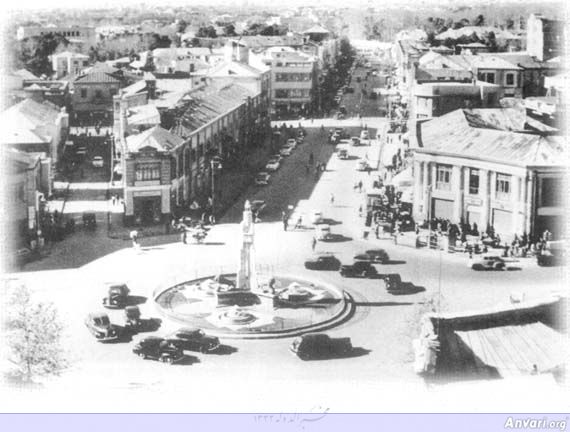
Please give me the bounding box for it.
[147,33,172,50]
[18,32,69,77]
[260,25,276,36]
[196,26,217,39]
[176,19,188,34]
[5,284,67,383]
[474,14,485,26]
[224,24,237,37]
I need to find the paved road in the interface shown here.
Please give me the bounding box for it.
[3,120,565,413]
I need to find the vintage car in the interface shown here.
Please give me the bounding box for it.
[85,312,120,342]
[384,274,403,293]
[337,148,349,160]
[290,333,352,360]
[471,255,506,270]
[279,146,293,157]
[304,253,341,270]
[360,130,370,140]
[353,249,390,264]
[132,337,184,364]
[254,172,271,186]
[340,261,377,278]
[124,305,142,329]
[314,224,333,241]
[265,158,281,172]
[102,284,130,309]
[286,138,297,149]
[166,327,220,353]
[356,160,370,171]
[82,212,97,229]
[91,156,104,168]
[350,137,361,146]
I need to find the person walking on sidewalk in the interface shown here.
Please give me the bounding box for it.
[311,237,317,252]
[330,193,335,206]
[181,229,187,245]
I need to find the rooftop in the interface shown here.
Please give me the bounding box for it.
[0,99,61,146]
[417,108,566,167]
[125,125,184,154]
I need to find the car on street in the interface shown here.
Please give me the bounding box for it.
[350,137,361,146]
[92,156,104,168]
[265,158,280,171]
[286,138,297,149]
[314,224,333,241]
[254,172,271,185]
[471,255,506,270]
[337,148,349,159]
[85,312,120,342]
[304,253,341,270]
[167,327,220,353]
[340,261,377,278]
[271,153,283,163]
[310,210,324,224]
[102,284,130,309]
[360,130,370,140]
[279,147,293,156]
[335,112,345,120]
[354,249,390,264]
[357,160,370,171]
[132,336,184,364]
[290,333,353,360]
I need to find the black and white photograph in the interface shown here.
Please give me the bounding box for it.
[0,0,568,415]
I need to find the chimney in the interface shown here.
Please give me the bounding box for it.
[144,72,156,99]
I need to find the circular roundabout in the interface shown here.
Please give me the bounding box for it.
[154,273,354,339]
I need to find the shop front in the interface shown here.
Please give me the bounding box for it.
[133,192,163,225]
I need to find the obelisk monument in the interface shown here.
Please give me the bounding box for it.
[235,200,258,291]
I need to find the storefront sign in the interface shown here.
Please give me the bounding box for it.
[465,197,482,206]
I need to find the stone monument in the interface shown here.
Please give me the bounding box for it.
[235,200,258,292]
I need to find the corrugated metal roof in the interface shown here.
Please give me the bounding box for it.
[74,71,122,84]
[169,82,256,139]
[418,109,566,167]
[0,99,60,145]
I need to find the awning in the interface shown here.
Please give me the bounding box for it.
[389,167,413,188]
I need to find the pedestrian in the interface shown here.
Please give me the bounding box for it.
[209,214,216,225]
[282,211,288,231]
[295,216,303,229]
[181,229,187,244]
[358,180,363,192]
[111,195,116,206]
[305,164,310,176]
[311,236,317,251]
[309,152,314,165]
[130,230,139,248]
[330,193,335,206]
[375,223,380,239]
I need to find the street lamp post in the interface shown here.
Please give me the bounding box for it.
[210,156,223,220]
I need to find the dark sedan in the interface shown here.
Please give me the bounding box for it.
[167,327,220,353]
[353,249,390,264]
[340,261,377,278]
[304,253,341,270]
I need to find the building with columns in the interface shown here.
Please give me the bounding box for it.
[412,108,566,240]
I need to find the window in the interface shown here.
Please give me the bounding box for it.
[478,72,495,84]
[436,165,452,191]
[275,89,288,98]
[95,89,103,99]
[469,169,480,195]
[135,162,161,181]
[496,173,511,200]
[80,88,87,98]
[506,73,515,86]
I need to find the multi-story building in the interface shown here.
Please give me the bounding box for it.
[0,98,69,164]
[527,14,567,61]
[1,149,51,251]
[51,51,90,79]
[250,47,317,118]
[411,80,502,120]
[412,108,566,240]
[16,25,97,52]
[117,81,266,224]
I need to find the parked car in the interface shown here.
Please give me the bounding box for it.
[350,137,361,146]
[360,130,370,140]
[340,261,377,278]
[471,255,506,270]
[102,284,130,309]
[290,333,352,360]
[354,249,390,264]
[337,148,349,159]
[167,327,220,353]
[85,312,120,342]
[92,156,104,168]
[279,147,293,156]
[132,336,184,364]
[124,305,142,330]
[310,210,324,225]
[286,138,297,148]
[357,160,370,171]
[265,158,280,171]
[384,274,403,293]
[314,224,333,241]
[82,212,97,229]
[304,253,341,270]
[254,172,271,186]
[271,153,283,163]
